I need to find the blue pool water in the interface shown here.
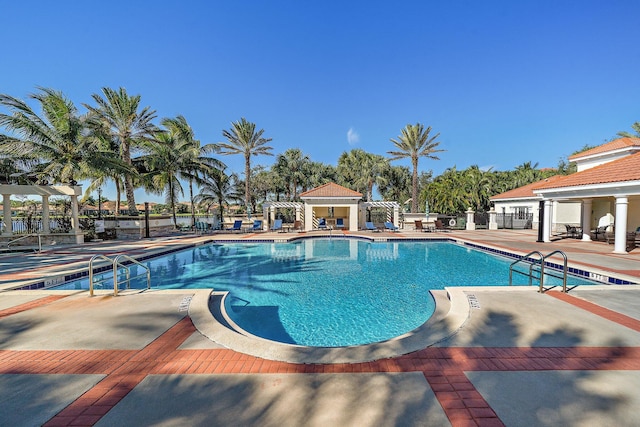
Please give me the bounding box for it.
[53,239,596,347]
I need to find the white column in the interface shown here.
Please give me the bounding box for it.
[41,196,51,233]
[304,203,313,231]
[488,208,498,230]
[581,199,592,241]
[70,195,83,243]
[543,199,552,243]
[466,208,476,230]
[2,194,12,236]
[393,205,400,228]
[613,196,629,254]
[348,205,358,231]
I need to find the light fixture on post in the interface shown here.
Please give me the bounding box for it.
[97,187,102,219]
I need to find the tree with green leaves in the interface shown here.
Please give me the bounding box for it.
[337,149,389,201]
[617,122,640,138]
[378,165,412,203]
[0,88,120,186]
[85,87,159,215]
[195,169,242,222]
[388,123,444,213]
[273,148,311,201]
[215,118,273,214]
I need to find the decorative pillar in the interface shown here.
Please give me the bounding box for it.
[41,196,50,234]
[581,199,592,241]
[2,194,12,236]
[488,207,498,230]
[304,203,313,231]
[613,196,629,254]
[465,208,476,230]
[70,194,83,243]
[543,199,552,243]
[393,205,400,228]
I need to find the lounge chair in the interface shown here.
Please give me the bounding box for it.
[317,218,327,230]
[335,218,345,229]
[270,219,283,232]
[434,220,451,232]
[195,221,210,233]
[293,220,303,231]
[414,220,425,232]
[250,220,263,232]
[365,221,380,232]
[227,220,243,232]
[384,221,399,232]
[564,224,581,239]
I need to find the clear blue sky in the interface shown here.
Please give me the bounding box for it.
[2,1,640,203]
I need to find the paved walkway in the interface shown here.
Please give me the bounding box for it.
[1,229,639,426]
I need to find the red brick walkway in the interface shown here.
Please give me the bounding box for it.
[1,292,640,427]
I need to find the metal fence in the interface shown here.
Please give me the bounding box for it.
[496,213,533,229]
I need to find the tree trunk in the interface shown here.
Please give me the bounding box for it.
[244,155,251,212]
[189,177,195,227]
[411,156,419,213]
[121,139,138,216]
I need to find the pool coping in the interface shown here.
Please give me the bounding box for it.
[189,287,471,364]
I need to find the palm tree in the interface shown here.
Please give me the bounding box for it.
[0,88,120,185]
[388,123,444,213]
[160,116,224,226]
[137,127,197,227]
[337,149,389,201]
[215,118,273,214]
[195,169,242,222]
[85,87,159,215]
[617,122,640,138]
[274,148,310,201]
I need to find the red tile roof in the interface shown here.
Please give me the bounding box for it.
[490,175,565,200]
[538,151,640,190]
[299,182,362,198]
[569,137,640,161]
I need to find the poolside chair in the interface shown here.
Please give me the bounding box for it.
[227,220,243,232]
[365,221,380,232]
[384,221,399,232]
[317,218,327,230]
[335,218,345,229]
[434,220,451,232]
[293,220,303,232]
[414,220,425,232]
[270,219,283,232]
[250,220,263,232]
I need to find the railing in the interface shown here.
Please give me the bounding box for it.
[509,250,568,292]
[2,233,42,253]
[88,254,151,297]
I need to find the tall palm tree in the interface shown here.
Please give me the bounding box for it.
[161,116,224,226]
[214,118,273,213]
[85,87,158,215]
[388,123,444,213]
[337,149,388,201]
[0,88,120,185]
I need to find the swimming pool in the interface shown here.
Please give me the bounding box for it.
[53,238,597,347]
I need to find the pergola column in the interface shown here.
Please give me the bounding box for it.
[581,198,592,241]
[41,195,51,234]
[2,193,12,236]
[543,199,553,243]
[613,196,629,254]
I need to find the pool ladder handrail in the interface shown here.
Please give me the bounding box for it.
[509,250,568,293]
[88,254,151,296]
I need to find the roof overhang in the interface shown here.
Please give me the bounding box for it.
[535,180,640,199]
[0,184,82,196]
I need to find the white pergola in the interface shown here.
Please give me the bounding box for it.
[360,201,401,229]
[262,202,304,230]
[0,184,83,243]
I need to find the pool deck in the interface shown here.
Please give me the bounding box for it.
[1,228,640,426]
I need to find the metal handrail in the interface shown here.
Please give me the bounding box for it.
[509,250,568,293]
[88,254,114,296]
[112,254,151,296]
[5,233,42,252]
[509,251,543,287]
[541,250,568,293]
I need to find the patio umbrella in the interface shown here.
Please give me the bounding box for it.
[425,199,430,217]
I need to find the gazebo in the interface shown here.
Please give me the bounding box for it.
[0,184,83,244]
